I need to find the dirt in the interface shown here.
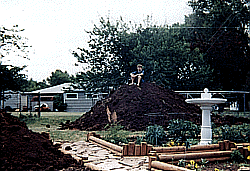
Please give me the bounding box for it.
[201,161,241,171]
[0,111,89,171]
[61,83,250,131]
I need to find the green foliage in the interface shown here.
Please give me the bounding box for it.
[178,159,186,167]
[103,123,129,144]
[21,79,48,92]
[47,69,71,86]
[0,25,31,59]
[231,150,245,163]
[213,123,250,143]
[187,0,250,90]
[167,119,200,143]
[73,17,213,92]
[53,94,67,112]
[0,65,27,94]
[199,158,209,168]
[145,124,167,146]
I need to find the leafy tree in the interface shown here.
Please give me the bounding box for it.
[0,25,31,60]
[0,65,27,92]
[0,25,31,105]
[73,17,129,93]
[46,69,71,86]
[186,0,250,90]
[0,65,27,108]
[53,94,67,112]
[73,17,213,92]
[21,78,48,92]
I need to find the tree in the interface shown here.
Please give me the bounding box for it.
[21,78,48,92]
[73,17,130,93]
[186,0,250,90]
[46,69,71,86]
[73,17,213,92]
[0,65,27,92]
[0,25,31,60]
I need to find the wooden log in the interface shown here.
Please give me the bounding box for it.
[149,156,157,169]
[237,146,244,155]
[122,144,128,156]
[159,149,220,156]
[141,142,147,156]
[90,140,122,156]
[135,145,141,156]
[224,140,230,150]
[147,144,153,156]
[151,161,192,171]
[167,157,231,164]
[87,133,90,142]
[243,147,250,159]
[219,141,225,151]
[153,146,185,153]
[158,151,232,162]
[230,142,236,148]
[188,144,219,151]
[236,143,250,147]
[88,136,123,152]
[128,142,135,156]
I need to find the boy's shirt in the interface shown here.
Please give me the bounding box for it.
[132,70,144,81]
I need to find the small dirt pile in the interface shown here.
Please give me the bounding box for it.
[0,111,85,171]
[61,83,202,131]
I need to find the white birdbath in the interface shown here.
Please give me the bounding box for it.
[185,88,227,145]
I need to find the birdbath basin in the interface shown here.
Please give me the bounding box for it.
[185,88,227,145]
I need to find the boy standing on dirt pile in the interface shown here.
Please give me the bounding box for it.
[129,64,144,86]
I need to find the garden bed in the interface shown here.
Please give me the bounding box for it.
[87,132,250,170]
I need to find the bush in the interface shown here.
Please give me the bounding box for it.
[214,123,250,143]
[231,150,245,163]
[167,119,200,143]
[145,124,167,146]
[103,123,129,144]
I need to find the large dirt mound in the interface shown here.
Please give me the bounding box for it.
[0,111,84,170]
[62,83,202,131]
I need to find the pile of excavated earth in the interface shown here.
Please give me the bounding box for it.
[61,82,249,131]
[0,111,89,171]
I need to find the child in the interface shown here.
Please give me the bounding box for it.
[129,64,144,86]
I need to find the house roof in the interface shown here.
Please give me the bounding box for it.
[28,83,73,94]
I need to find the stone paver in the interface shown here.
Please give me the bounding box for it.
[59,141,149,170]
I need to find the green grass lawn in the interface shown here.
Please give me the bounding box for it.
[11,112,89,142]
[11,111,145,143]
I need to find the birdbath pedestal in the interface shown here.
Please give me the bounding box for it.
[185,88,227,145]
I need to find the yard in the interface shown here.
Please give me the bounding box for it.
[10,111,250,171]
[11,112,89,142]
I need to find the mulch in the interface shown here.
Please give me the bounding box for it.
[60,82,249,131]
[0,111,88,171]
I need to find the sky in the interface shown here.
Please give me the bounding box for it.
[0,0,192,82]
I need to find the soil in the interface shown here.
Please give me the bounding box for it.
[201,161,242,171]
[0,111,89,171]
[60,82,250,131]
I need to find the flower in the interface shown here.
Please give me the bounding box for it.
[190,160,195,165]
[170,140,174,146]
[215,169,220,171]
[247,156,250,160]
[248,146,250,152]
[195,163,198,169]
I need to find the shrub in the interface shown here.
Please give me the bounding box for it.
[103,123,129,144]
[231,150,245,163]
[214,124,250,143]
[167,119,200,143]
[145,124,167,146]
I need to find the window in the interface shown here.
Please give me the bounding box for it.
[66,93,78,99]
